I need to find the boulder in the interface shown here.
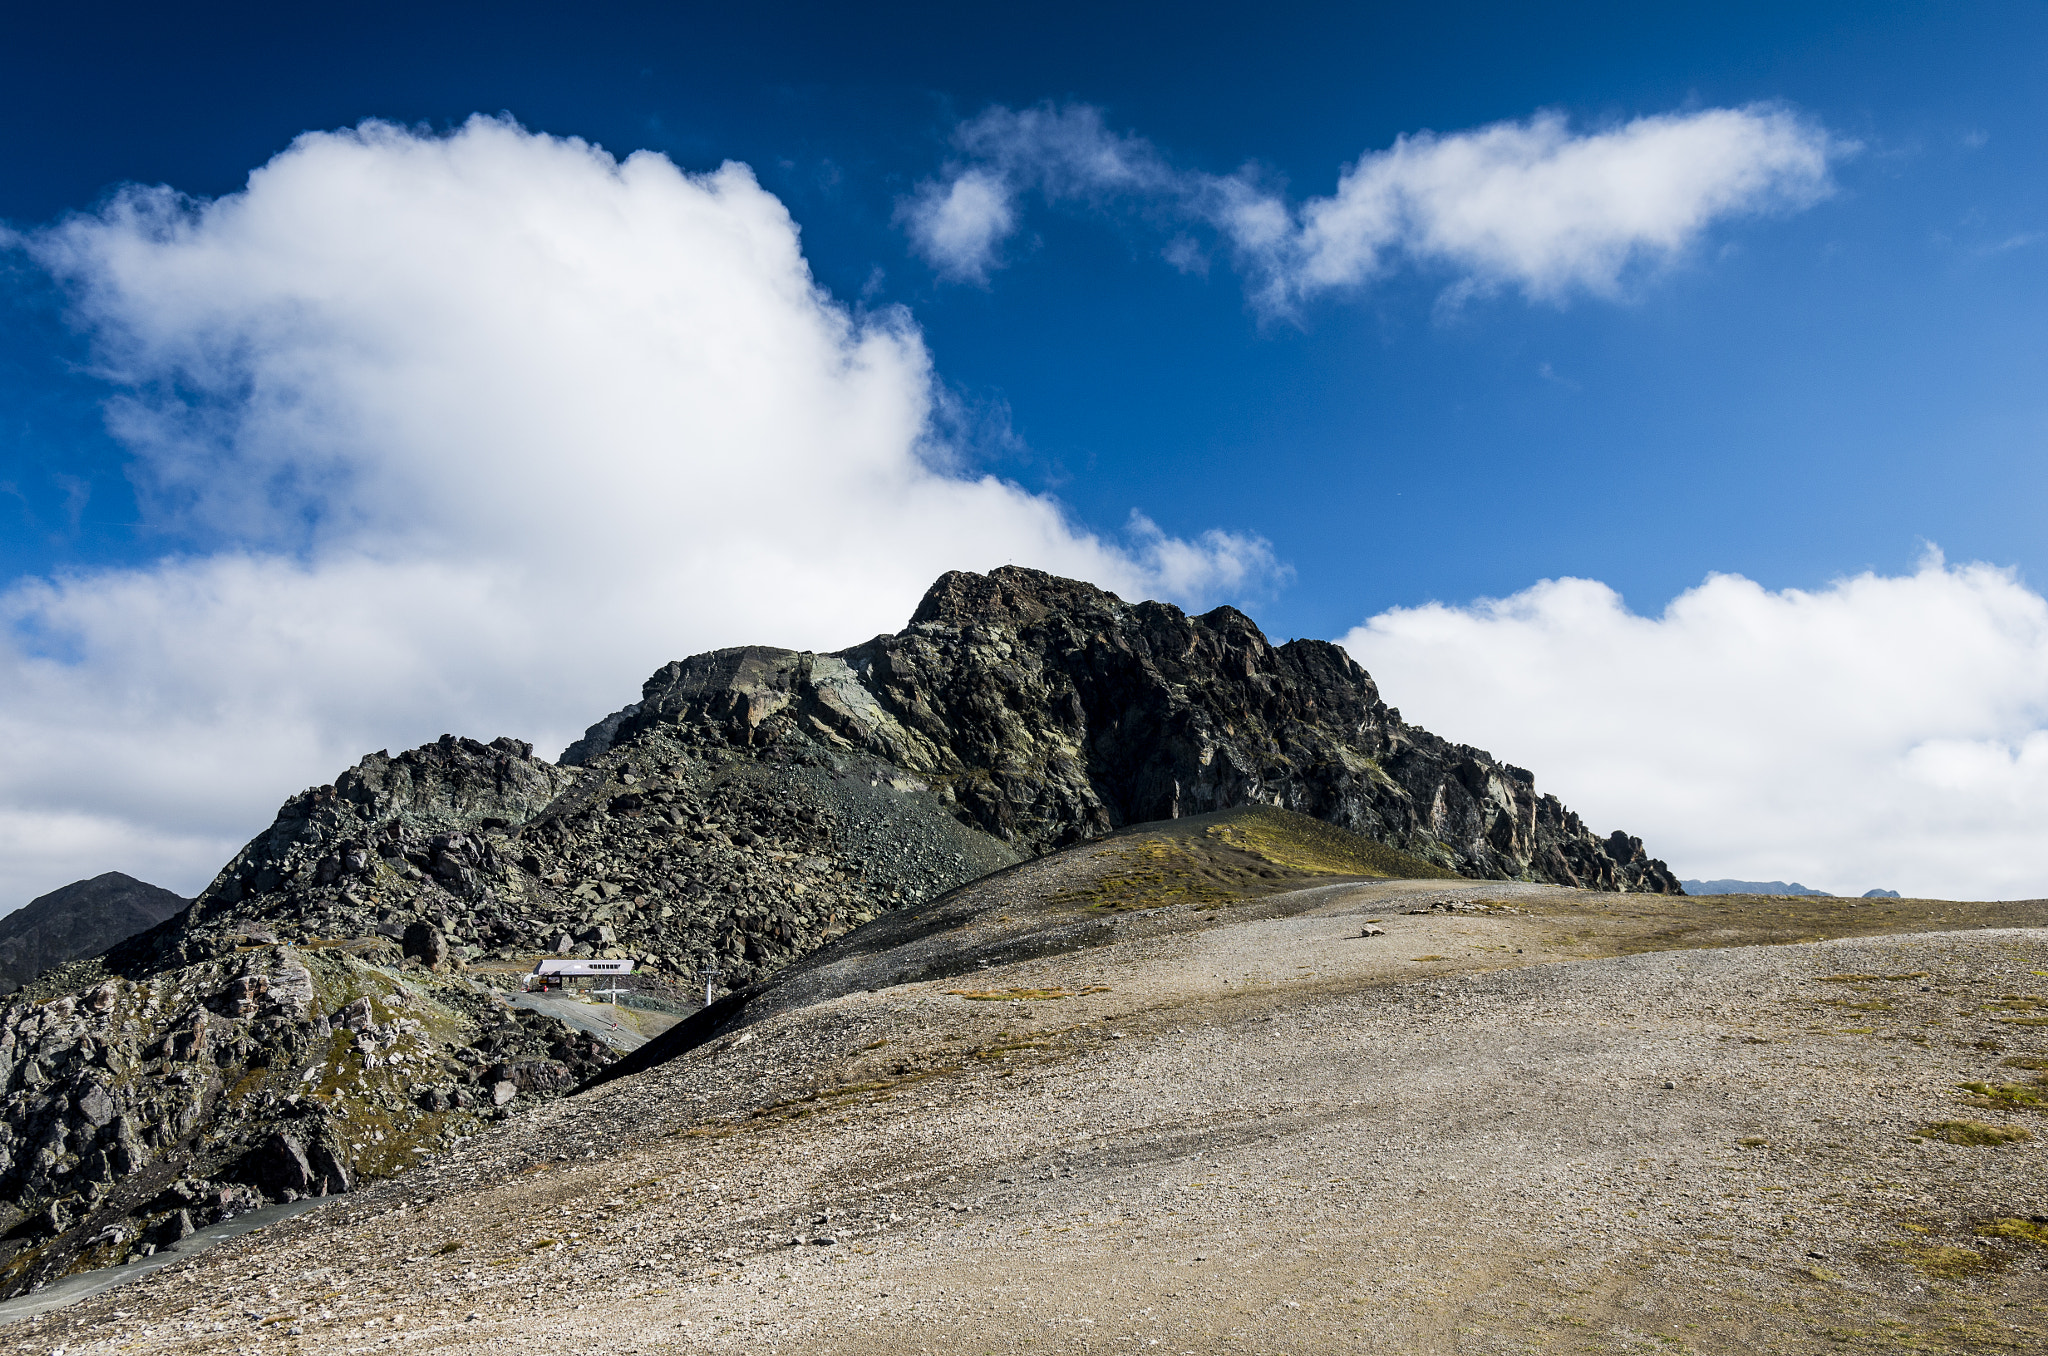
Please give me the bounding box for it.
[72,1082,117,1129]
[307,1139,352,1195]
[224,974,269,1016]
[165,1014,210,1062]
[246,1132,314,1196]
[402,922,449,969]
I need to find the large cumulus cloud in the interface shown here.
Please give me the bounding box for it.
[0,115,1280,906]
[1342,553,2048,900]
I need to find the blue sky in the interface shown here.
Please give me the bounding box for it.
[4,1,2047,904]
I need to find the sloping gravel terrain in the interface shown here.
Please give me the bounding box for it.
[0,560,1695,1285]
[9,878,2045,1355]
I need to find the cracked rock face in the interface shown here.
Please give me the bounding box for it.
[0,565,1674,1297]
[580,566,1679,892]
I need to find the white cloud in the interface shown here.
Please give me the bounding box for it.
[1340,552,2048,900]
[897,168,1016,282]
[904,102,1843,310]
[900,105,1179,279]
[1124,511,1290,603]
[0,114,1281,908]
[1286,106,1836,304]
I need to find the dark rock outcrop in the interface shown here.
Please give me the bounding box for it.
[0,874,187,995]
[574,567,1678,892]
[401,922,449,969]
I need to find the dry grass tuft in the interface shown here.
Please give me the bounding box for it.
[1974,1218,2048,1247]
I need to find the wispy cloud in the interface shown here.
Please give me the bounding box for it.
[902,102,1846,312]
[1981,231,2044,256]
[896,169,1015,283]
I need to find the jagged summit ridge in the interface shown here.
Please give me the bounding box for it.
[572,566,1677,892]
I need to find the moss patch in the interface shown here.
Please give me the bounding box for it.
[1202,808,1457,881]
[1913,1119,2034,1145]
[1974,1218,2048,1247]
[1893,1241,1992,1280]
[1955,1079,2048,1111]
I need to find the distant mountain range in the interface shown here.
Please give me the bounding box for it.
[0,872,188,993]
[1683,879,1901,899]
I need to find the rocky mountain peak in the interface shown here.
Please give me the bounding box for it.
[574,566,1675,893]
[0,873,188,996]
[909,564,1132,630]
[0,564,1675,1297]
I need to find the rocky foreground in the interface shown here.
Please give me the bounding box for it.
[6,818,2041,1354]
[0,566,1678,1300]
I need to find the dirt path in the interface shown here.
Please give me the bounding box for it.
[15,882,2047,1355]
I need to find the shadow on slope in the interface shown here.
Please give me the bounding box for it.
[585,804,1456,1091]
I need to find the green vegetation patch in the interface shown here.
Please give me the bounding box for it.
[1050,840,1251,913]
[1892,1241,1991,1280]
[1914,1119,2034,1146]
[1050,806,1458,913]
[1203,807,1458,881]
[1974,1218,2048,1247]
[1955,1079,2048,1111]
[1986,995,2046,1025]
[2000,1055,2048,1071]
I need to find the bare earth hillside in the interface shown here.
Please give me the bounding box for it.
[0,569,1680,1291]
[8,815,2041,1355]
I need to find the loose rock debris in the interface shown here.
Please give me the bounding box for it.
[14,872,2044,1355]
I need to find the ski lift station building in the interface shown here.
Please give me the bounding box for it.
[526,957,634,992]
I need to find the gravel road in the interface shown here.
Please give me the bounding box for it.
[14,879,2045,1355]
[506,991,677,1051]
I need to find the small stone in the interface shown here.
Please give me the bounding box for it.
[1662,1080,1676,1090]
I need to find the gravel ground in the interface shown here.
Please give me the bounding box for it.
[11,880,2045,1356]
[506,992,682,1052]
